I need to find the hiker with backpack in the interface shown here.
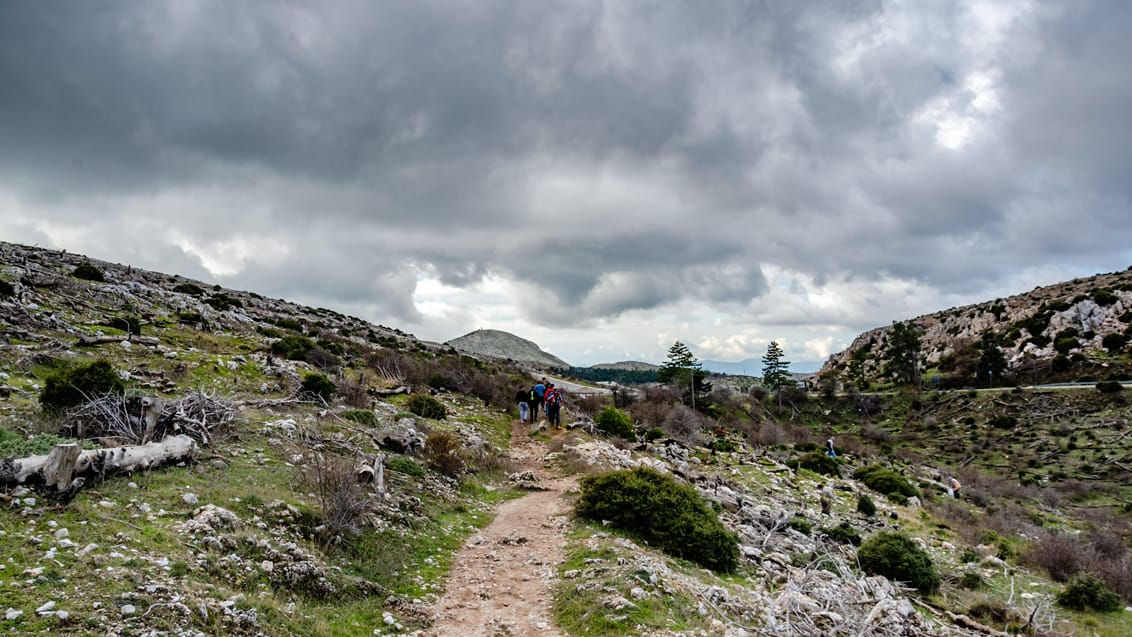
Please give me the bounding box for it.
[531,379,546,422]
[544,383,562,428]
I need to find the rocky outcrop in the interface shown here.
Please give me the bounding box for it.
[820,267,1132,383]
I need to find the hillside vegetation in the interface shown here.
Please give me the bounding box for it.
[820,267,1132,389]
[2,241,1131,637]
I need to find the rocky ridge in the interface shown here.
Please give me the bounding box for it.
[820,267,1132,384]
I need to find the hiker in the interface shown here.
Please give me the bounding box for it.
[532,379,547,421]
[826,437,836,458]
[529,385,541,422]
[515,387,530,424]
[948,476,961,499]
[544,383,562,428]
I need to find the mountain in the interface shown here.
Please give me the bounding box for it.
[446,328,569,369]
[819,267,1132,386]
[700,358,761,376]
[591,360,659,371]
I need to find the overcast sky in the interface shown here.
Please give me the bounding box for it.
[2,1,1130,370]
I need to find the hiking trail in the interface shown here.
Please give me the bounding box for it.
[428,421,577,637]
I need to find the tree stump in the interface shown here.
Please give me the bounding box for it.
[43,443,82,491]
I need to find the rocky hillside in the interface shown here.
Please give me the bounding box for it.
[2,240,1132,637]
[446,328,569,369]
[820,267,1132,386]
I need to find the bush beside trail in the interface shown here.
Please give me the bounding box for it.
[575,466,739,573]
[857,531,939,593]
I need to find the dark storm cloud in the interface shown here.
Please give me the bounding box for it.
[2,0,1131,332]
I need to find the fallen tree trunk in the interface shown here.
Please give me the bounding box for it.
[0,435,197,493]
[77,334,161,347]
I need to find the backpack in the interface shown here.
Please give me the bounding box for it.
[546,389,561,406]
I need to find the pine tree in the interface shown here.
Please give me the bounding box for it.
[761,341,792,392]
[657,341,712,409]
[884,321,922,387]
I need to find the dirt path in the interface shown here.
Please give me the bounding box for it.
[428,422,576,637]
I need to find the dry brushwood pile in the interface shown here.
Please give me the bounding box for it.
[62,390,236,445]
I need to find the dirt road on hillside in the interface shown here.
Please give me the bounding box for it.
[428,423,577,637]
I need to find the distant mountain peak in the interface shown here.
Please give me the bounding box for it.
[446,329,569,369]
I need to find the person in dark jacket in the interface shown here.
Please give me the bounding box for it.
[515,388,530,423]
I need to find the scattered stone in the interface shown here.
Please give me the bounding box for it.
[120,604,136,616]
[182,493,200,506]
[5,608,22,620]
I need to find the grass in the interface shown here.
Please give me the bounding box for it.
[554,523,713,636]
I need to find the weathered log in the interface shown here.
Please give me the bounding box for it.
[0,435,197,492]
[76,334,160,347]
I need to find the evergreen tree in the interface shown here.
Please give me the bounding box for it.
[884,321,922,387]
[657,341,712,409]
[760,341,792,392]
[975,332,1007,387]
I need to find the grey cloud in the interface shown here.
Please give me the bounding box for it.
[2,0,1131,334]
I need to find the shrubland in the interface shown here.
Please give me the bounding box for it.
[2,242,1132,636]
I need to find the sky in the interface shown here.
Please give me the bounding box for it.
[2,1,1131,371]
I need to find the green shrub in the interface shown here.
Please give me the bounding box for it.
[857,493,877,516]
[205,293,243,311]
[853,465,920,501]
[857,531,939,593]
[172,282,205,296]
[407,394,447,420]
[1054,336,1078,355]
[385,457,426,478]
[274,317,304,332]
[104,315,142,335]
[271,335,316,361]
[341,409,379,427]
[788,516,812,535]
[1096,380,1124,394]
[959,571,985,590]
[988,415,1017,430]
[593,406,635,441]
[424,431,464,478]
[71,262,104,282]
[793,451,840,477]
[1091,289,1119,307]
[1101,333,1126,353]
[821,521,862,546]
[575,467,739,573]
[39,360,125,409]
[300,373,337,402]
[0,432,83,458]
[1056,573,1122,612]
[712,436,738,453]
[644,427,665,442]
[1052,354,1071,372]
[0,280,14,297]
[177,311,208,327]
